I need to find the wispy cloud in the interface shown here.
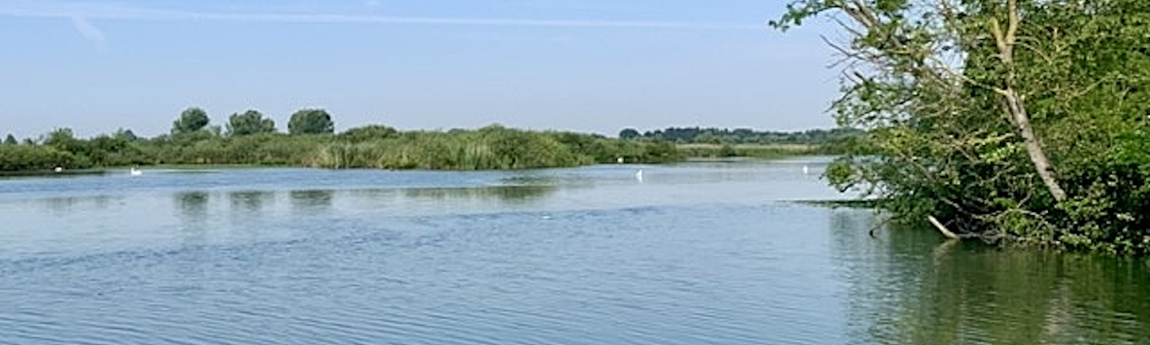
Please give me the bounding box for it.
[68,15,107,51]
[0,1,762,30]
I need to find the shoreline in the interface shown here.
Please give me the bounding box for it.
[2,150,829,177]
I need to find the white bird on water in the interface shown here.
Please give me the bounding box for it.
[803,165,810,175]
[635,169,644,182]
[130,167,143,176]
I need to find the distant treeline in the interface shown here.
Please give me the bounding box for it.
[1,107,853,172]
[0,107,683,172]
[618,127,862,145]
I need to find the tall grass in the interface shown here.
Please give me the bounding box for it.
[123,125,683,170]
[313,126,644,170]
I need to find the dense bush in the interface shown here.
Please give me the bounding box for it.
[312,126,678,170]
[0,145,84,171]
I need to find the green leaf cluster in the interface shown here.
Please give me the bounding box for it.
[226,110,277,137]
[171,107,210,135]
[288,109,335,135]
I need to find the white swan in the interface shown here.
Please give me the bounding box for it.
[635,169,644,182]
[129,167,142,176]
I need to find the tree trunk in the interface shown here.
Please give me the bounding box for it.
[1003,90,1068,202]
[991,0,1068,202]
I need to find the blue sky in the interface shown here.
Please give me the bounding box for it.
[0,0,839,138]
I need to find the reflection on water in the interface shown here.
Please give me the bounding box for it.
[177,191,209,215]
[42,194,124,216]
[229,190,274,213]
[401,185,555,203]
[42,196,79,213]
[831,215,1150,345]
[499,174,558,185]
[175,192,210,247]
[290,190,332,210]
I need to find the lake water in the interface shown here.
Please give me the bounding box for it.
[1,159,1147,345]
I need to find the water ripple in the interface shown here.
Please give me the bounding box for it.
[2,165,1147,345]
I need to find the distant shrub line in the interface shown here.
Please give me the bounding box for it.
[5,107,848,173]
[0,125,687,172]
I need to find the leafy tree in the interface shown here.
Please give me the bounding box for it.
[3,134,16,145]
[44,128,79,150]
[172,107,210,135]
[226,110,276,136]
[773,0,1150,253]
[619,128,640,140]
[288,108,335,135]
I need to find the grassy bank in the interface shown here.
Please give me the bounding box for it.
[3,123,846,173]
[1,125,684,172]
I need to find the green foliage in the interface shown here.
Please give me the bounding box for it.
[718,144,737,157]
[21,128,148,168]
[2,124,688,172]
[172,107,210,135]
[226,110,277,137]
[3,134,16,145]
[313,125,676,170]
[288,108,335,135]
[0,145,80,171]
[777,0,1150,254]
[337,125,399,143]
[3,122,836,172]
[44,128,84,154]
[142,132,321,166]
[81,135,148,167]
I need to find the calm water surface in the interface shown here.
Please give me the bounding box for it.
[1,159,1147,345]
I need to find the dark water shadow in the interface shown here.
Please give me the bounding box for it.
[229,190,274,214]
[290,190,333,211]
[39,194,122,214]
[401,185,556,204]
[174,191,210,250]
